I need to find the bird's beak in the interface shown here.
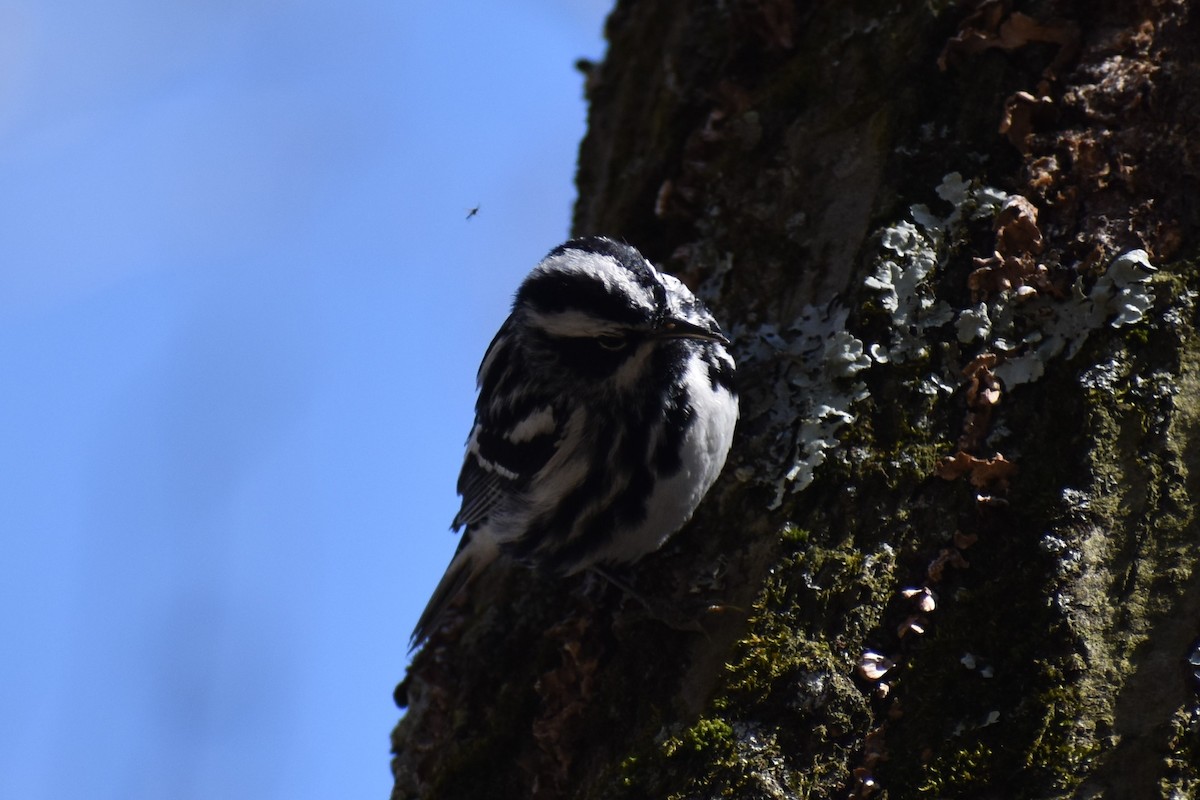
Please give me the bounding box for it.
[656,318,729,346]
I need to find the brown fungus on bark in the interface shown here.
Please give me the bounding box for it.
[938,0,1080,78]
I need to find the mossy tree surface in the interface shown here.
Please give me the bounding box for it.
[392,2,1200,798]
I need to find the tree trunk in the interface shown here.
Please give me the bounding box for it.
[391,2,1200,798]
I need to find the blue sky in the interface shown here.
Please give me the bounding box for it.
[0,2,609,797]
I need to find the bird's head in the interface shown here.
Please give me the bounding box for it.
[510,237,727,390]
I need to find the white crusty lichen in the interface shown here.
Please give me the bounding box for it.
[867,174,1158,391]
[751,173,1009,507]
[961,248,1157,388]
[1096,248,1157,327]
[744,173,1158,508]
[866,173,1009,364]
[956,302,992,343]
[910,171,1009,239]
[738,304,873,508]
[864,220,953,361]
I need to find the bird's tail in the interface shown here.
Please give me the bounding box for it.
[409,538,497,650]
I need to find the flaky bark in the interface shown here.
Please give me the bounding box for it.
[393,2,1200,797]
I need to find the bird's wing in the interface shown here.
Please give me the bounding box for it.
[452,324,562,531]
[452,404,561,530]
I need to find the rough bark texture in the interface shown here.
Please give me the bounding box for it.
[392,1,1200,798]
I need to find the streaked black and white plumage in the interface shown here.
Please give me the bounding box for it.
[411,236,737,647]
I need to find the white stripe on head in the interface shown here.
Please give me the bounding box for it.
[524,307,622,338]
[532,250,659,315]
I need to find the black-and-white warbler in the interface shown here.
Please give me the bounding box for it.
[411,236,738,646]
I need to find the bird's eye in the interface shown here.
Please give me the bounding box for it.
[596,334,627,351]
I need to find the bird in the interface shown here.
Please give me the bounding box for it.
[411,236,738,647]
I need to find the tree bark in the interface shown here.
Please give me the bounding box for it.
[392,2,1200,798]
